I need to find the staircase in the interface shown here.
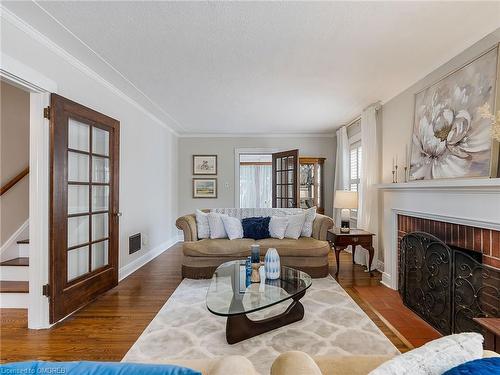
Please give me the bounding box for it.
[0,240,29,308]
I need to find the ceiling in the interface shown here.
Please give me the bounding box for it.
[3,1,500,135]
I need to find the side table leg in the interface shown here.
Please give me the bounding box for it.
[334,247,342,277]
[367,246,374,276]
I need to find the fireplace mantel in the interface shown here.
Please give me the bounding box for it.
[376,178,500,192]
[378,179,500,291]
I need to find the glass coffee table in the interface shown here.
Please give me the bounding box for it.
[206,260,312,344]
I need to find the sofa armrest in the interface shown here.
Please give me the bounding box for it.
[271,351,322,375]
[176,214,198,242]
[312,214,334,241]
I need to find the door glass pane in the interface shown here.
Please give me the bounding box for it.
[288,172,294,184]
[92,127,109,156]
[288,185,294,197]
[276,158,281,170]
[68,152,89,182]
[67,216,89,248]
[68,185,89,214]
[92,213,108,241]
[92,185,109,211]
[91,240,109,271]
[67,246,89,281]
[281,157,287,170]
[92,156,109,183]
[68,118,90,152]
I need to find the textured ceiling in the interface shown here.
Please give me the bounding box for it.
[3,1,500,135]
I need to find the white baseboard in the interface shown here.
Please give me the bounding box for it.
[0,220,29,261]
[118,237,179,281]
[376,260,384,272]
[0,292,29,308]
[380,271,395,290]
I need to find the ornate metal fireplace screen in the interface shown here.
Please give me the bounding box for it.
[399,232,500,335]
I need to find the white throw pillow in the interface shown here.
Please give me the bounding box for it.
[284,214,306,239]
[369,333,484,375]
[221,216,243,240]
[301,207,317,237]
[195,209,210,239]
[207,212,228,239]
[269,216,289,239]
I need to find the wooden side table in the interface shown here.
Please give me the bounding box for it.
[473,318,500,352]
[327,228,375,276]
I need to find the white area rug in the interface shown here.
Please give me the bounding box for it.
[123,276,399,374]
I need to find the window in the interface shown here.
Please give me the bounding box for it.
[349,141,362,192]
[349,140,361,219]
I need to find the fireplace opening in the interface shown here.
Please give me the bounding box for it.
[449,244,482,264]
[399,231,499,336]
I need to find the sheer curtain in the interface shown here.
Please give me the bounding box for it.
[240,165,272,208]
[333,126,349,225]
[357,103,381,270]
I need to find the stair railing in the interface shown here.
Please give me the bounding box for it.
[1,167,29,196]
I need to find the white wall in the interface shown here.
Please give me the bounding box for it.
[1,15,179,274]
[378,28,500,266]
[0,81,29,247]
[178,136,336,217]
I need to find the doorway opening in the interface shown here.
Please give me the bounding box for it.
[239,154,272,208]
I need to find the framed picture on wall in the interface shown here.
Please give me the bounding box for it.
[193,178,217,198]
[409,44,500,181]
[193,155,217,175]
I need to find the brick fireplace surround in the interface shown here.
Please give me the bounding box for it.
[397,214,500,269]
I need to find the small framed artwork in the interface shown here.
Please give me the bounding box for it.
[193,178,217,198]
[193,155,217,175]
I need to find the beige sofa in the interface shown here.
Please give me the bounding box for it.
[176,209,334,279]
[158,350,500,375]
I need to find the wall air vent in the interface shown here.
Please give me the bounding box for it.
[129,233,141,254]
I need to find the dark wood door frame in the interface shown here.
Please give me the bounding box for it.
[49,94,120,323]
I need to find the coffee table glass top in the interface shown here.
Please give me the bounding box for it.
[206,260,312,316]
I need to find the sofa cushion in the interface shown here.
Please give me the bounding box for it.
[195,210,210,239]
[301,207,316,237]
[183,239,255,257]
[257,238,330,257]
[242,217,271,240]
[208,213,228,239]
[284,214,306,239]
[369,332,484,375]
[221,216,243,240]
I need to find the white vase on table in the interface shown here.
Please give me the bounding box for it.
[264,248,280,280]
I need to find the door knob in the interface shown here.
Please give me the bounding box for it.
[115,212,123,217]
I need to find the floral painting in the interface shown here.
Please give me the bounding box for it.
[410,46,499,180]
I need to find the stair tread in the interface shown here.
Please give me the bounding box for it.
[0,257,29,267]
[17,239,29,244]
[0,281,29,293]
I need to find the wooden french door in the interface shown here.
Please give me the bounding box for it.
[272,149,299,208]
[49,94,120,323]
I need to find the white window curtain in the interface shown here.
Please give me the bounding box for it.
[240,165,272,208]
[333,126,349,225]
[357,103,381,270]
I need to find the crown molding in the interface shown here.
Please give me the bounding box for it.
[0,4,179,137]
[178,132,336,138]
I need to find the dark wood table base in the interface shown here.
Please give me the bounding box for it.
[327,228,375,277]
[226,290,306,344]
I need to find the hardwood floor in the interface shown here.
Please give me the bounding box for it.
[0,243,438,363]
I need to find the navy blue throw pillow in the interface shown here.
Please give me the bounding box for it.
[242,217,271,240]
[443,358,500,375]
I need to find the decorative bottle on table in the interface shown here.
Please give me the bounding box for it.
[264,248,280,280]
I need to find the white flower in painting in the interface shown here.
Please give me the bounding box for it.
[411,92,492,180]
